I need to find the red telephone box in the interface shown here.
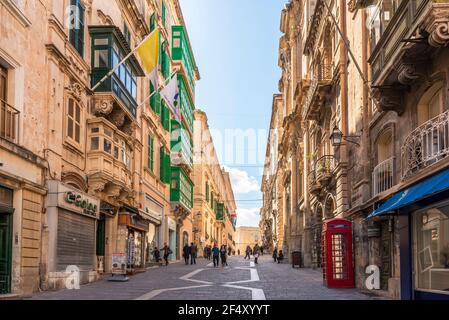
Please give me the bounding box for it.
[322,218,354,288]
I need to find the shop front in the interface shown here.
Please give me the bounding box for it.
[143,195,163,265]
[167,217,177,261]
[97,201,117,273]
[118,205,150,271]
[46,181,100,289]
[368,168,449,300]
[0,186,13,294]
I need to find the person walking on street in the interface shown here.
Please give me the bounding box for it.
[254,247,260,265]
[272,247,278,263]
[261,246,264,256]
[220,245,228,267]
[190,242,197,265]
[238,249,241,256]
[161,243,172,266]
[212,243,220,267]
[153,247,161,263]
[244,245,251,260]
[183,244,190,265]
[277,250,284,264]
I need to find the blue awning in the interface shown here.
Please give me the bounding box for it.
[367,167,449,219]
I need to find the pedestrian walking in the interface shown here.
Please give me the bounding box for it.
[261,246,264,256]
[220,245,228,267]
[272,247,278,263]
[183,243,190,265]
[253,244,260,264]
[161,243,172,266]
[190,242,197,265]
[244,245,251,260]
[238,249,241,256]
[212,243,220,267]
[153,247,161,263]
[277,250,284,264]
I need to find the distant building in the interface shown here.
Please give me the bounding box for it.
[235,227,262,255]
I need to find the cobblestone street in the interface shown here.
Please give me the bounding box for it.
[27,256,380,300]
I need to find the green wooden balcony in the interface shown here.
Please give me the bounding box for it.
[177,75,194,131]
[216,202,224,221]
[170,167,193,210]
[171,120,193,169]
[172,26,196,94]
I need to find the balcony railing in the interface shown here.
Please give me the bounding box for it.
[402,110,449,179]
[0,99,19,143]
[303,64,333,120]
[373,157,394,196]
[314,155,337,182]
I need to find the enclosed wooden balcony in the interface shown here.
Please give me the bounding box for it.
[86,118,133,203]
[170,120,193,170]
[401,110,449,180]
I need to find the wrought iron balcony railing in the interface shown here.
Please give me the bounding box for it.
[402,110,449,179]
[0,99,19,143]
[314,155,337,183]
[372,157,395,196]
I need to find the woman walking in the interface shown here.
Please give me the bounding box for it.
[161,243,172,266]
[212,243,220,268]
[272,247,278,263]
[220,245,228,267]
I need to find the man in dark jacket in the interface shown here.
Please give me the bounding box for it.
[183,244,190,265]
[190,242,197,265]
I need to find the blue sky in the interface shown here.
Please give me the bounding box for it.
[180,0,286,227]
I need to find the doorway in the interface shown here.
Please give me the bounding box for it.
[380,220,392,290]
[0,213,12,294]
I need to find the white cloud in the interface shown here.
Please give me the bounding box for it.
[224,166,261,194]
[236,208,261,228]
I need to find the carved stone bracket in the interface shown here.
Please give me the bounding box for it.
[422,3,449,47]
[88,178,107,194]
[94,99,114,116]
[396,62,421,85]
[66,82,83,101]
[109,108,126,128]
[372,86,406,115]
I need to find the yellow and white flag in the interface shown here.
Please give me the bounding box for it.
[136,29,160,75]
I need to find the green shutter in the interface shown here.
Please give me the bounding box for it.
[164,152,171,184]
[205,183,209,202]
[150,89,161,115]
[148,135,154,172]
[160,147,165,182]
[162,0,166,25]
[161,101,170,131]
[149,13,156,32]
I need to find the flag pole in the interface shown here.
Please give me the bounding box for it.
[91,28,159,92]
[137,70,177,110]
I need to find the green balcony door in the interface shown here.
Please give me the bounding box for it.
[0,213,12,294]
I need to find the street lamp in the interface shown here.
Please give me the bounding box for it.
[330,126,361,147]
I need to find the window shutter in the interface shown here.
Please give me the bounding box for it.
[160,147,165,182]
[148,135,154,171]
[206,183,209,202]
[161,101,170,131]
[164,152,171,184]
[149,13,156,32]
[151,91,161,115]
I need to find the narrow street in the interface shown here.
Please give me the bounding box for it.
[27,256,377,301]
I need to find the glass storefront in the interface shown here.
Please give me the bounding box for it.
[414,201,449,294]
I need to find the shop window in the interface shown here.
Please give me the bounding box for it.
[414,202,449,293]
[67,98,81,144]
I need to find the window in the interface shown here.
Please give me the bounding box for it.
[368,0,403,50]
[160,147,171,184]
[149,13,156,32]
[67,98,81,144]
[124,23,131,46]
[161,100,170,131]
[160,42,170,79]
[69,0,85,57]
[148,135,154,172]
[414,202,449,293]
[94,50,109,68]
[205,182,209,202]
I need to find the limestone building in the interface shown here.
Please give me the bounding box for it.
[192,110,237,256]
[0,0,199,296]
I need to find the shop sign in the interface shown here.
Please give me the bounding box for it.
[49,181,100,218]
[367,226,381,238]
[65,192,98,217]
[111,253,127,275]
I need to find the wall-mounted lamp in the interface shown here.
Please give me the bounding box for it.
[330,126,361,147]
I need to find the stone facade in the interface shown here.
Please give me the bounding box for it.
[262,0,449,300]
[192,110,237,256]
[0,0,216,296]
[235,226,261,256]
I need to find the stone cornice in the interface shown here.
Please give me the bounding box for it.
[0,0,32,27]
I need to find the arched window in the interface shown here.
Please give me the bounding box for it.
[417,83,445,126]
[182,232,189,248]
[376,130,393,164]
[373,129,394,195]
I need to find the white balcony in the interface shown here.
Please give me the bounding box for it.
[402,110,449,179]
[373,157,394,197]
